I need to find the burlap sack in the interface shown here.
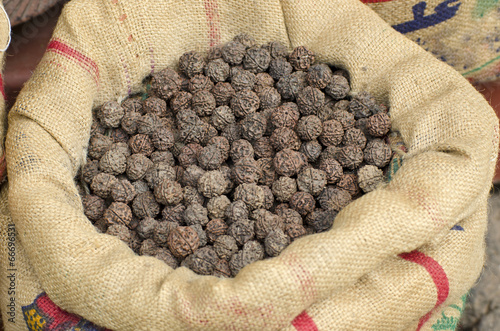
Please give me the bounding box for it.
[365,0,500,83]
[0,0,498,330]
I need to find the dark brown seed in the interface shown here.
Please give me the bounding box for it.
[289,46,315,71]
[167,226,200,258]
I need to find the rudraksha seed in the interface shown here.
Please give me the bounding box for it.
[208,45,223,60]
[252,209,285,240]
[103,202,133,227]
[144,97,168,118]
[154,248,179,269]
[342,128,367,149]
[263,40,288,58]
[228,220,255,246]
[126,153,153,181]
[211,105,235,130]
[337,145,364,170]
[109,128,129,144]
[367,112,391,137]
[206,218,229,242]
[358,165,384,193]
[212,82,236,107]
[273,149,307,177]
[136,217,159,239]
[221,122,242,144]
[299,140,322,163]
[258,86,281,110]
[261,185,274,210]
[272,176,297,202]
[274,203,290,216]
[271,102,300,129]
[318,187,352,211]
[277,207,303,225]
[82,160,100,184]
[285,224,307,241]
[174,165,185,182]
[337,173,361,197]
[270,127,301,151]
[328,109,354,132]
[179,51,206,78]
[121,111,140,135]
[265,229,290,257]
[170,91,192,113]
[214,235,239,260]
[186,246,219,275]
[129,134,155,156]
[140,238,158,256]
[205,58,230,83]
[154,178,183,206]
[99,149,126,175]
[268,57,293,81]
[306,208,337,232]
[289,46,315,71]
[82,195,106,221]
[162,204,186,223]
[132,191,160,219]
[253,137,275,159]
[307,64,333,89]
[233,33,256,48]
[325,75,350,100]
[319,119,344,147]
[144,162,176,189]
[178,143,203,168]
[243,46,271,73]
[233,183,265,210]
[151,127,174,151]
[198,144,226,170]
[176,107,198,127]
[232,157,261,185]
[297,168,327,196]
[182,165,205,187]
[213,259,232,278]
[192,90,216,117]
[88,133,113,160]
[296,86,325,116]
[198,170,229,198]
[109,142,131,157]
[91,173,119,199]
[90,117,106,137]
[349,91,377,119]
[153,221,179,245]
[297,115,323,141]
[132,180,149,195]
[319,145,341,162]
[230,89,260,118]
[276,72,306,100]
[289,191,315,216]
[208,136,230,157]
[151,68,182,100]
[122,97,144,114]
[167,226,200,258]
[253,72,275,94]
[241,112,267,141]
[222,41,247,66]
[225,200,249,225]
[183,185,205,206]
[256,158,276,187]
[183,203,209,226]
[188,74,214,94]
[230,139,254,162]
[106,224,131,244]
[111,178,137,203]
[355,117,370,137]
[97,101,124,128]
[190,223,208,247]
[229,241,264,276]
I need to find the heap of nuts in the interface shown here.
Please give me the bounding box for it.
[80,34,393,278]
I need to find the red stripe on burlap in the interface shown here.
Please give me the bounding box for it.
[399,251,449,331]
[292,311,319,331]
[0,153,6,184]
[204,0,222,47]
[0,74,5,99]
[47,39,99,84]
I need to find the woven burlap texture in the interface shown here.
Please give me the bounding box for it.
[1,0,498,330]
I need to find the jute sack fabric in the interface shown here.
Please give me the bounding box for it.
[365,0,500,83]
[0,0,498,330]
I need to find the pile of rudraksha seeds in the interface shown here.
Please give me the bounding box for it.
[80,34,393,278]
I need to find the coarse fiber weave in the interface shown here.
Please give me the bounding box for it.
[0,0,498,330]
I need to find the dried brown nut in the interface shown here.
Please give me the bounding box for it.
[183,185,205,206]
[225,200,249,225]
[183,203,209,226]
[349,91,376,119]
[126,154,153,181]
[241,112,267,141]
[253,72,275,94]
[273,149,307,177]
[91,173,119,198]
[261,185,274,210]
[289,191,315,216]
[136,217,159,239]
[97,101,124,128]
[211,105,235,131]
[153,221,178,245]
[262,41,288,59]
[319,119,344,147]
[213,259,232,278]
[188,74,214,94]
[109,128,129,144]
[297,168,327,196]
[208,45,223,60]
[307,64,333,89]
[229,139,253,162]
[276,72,307,100]
[289,46,315,71]
[243,46,271,73]
[162,204,186,223]
[252,209,285,240]
[296,86,325,116]
[185,246,219,275]
[231,89,260,118]
[178,143,203,168]
[179,51,206,78]
[154,247,179,269]
[150,127,174,151]
[270,127,301,151]
[318,187,352,211]
[214,235,239,260]
[132,191,160,219]
[230,67,256,92]
[234,183,265,210]
[306,209,337,232]
[272,176,297,202]
[228,219,255,246]
[212,82,235,106]
[182,165,206,187]
[271,103,300,130]
[325,75,350,100]
[151,68,182,100]
[221,122,242,144]
[258,86,281,110]
[170,91,192,113]
[342,128,367,149]
[109,142,131,157]
[205,58,230,83]
[198,144,226,170]
[299,140,322,163]
[99,149,127,175]
[229,240,264,276]
[136,113,160,135]
[367,112,391,137]
[132,180,149,195]
[111,179,136,203]
[154,178,183,205]
[88,133,113,160]
[82,195,106,221]
[190,224,208,247]
[265,229,290,257]
[103,202,133,227]
[144,97,168,117]
[122,97,144,114]
[358,165,384,193]
[176,108,198,126]
[192,90,216,117]
[330,109,355,130]
[338,145,364,170]
[205,195,229,220]
[82,160,100,184]
[285,223,307,241]
[144,162,176,189]
[121,111,140,135]
[253,137,275,159]
[268,57,293,81]
[140,238,159,256]
[233,33,256,48]
[297,115,323,141]
[198,170,229,198]
[222,41,247,66]
[254,157,275,187]
[128,134,155,156]
[106,224,132,244]
[205,218,229,242]
[167,226,200,258]
[232,157,263,185]
[337,173,361,197]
